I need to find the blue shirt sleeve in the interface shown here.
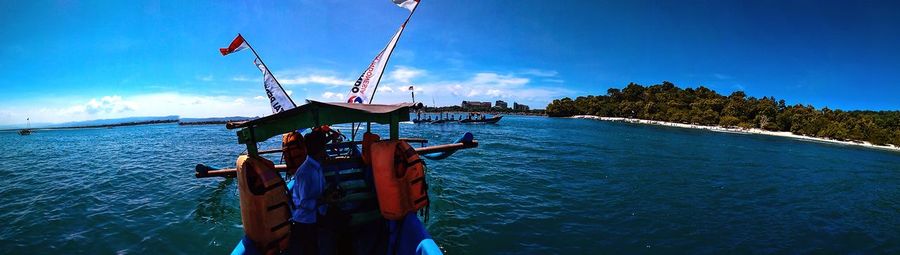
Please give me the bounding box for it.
[291,156,325,224]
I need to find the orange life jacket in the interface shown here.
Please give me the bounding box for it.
[281,131,307,175]
[236,155,291,255]
[369,140,429,220]
[361,132,381,165]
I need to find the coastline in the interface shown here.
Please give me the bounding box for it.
[570,115,900,153]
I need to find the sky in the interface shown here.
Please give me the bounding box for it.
[1,0,900,125]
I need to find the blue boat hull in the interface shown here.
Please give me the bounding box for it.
[231,212,440,255]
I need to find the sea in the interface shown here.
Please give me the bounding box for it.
[2,115,900,254]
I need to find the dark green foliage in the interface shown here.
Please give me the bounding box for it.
[546,82,900,146]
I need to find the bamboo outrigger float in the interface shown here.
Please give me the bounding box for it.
[196,100,477,255]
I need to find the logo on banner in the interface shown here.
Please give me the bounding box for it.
[347,95,365,104]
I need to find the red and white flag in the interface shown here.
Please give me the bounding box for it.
[220,34,250,56]
[392,0,419,11]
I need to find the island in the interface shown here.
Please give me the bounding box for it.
[546,82,900,150]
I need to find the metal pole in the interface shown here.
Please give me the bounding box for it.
[242,34,298,108]
[366,3,420,105]
[352,3,422,140]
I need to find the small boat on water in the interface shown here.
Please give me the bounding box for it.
[195,101,478,255]
[18,118,32,135]
[415,114,502,125]
[459,115,502,124]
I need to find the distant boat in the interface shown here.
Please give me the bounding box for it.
[18,118,32,135]
[459,115,503,124]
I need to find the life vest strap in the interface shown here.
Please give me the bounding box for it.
[270,219,291,233]
[267,202,288,212]
[263,180,285,193]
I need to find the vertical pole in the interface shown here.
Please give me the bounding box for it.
[389,114,399,140]
[243,35,298,108]
[367,3,421,105]
[246,127,259,156]
[247,142,259,156]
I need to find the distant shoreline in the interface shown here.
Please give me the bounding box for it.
[0,120,178,132]
[571,115,900,153]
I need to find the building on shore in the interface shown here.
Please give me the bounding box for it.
[462,101,491,109]
[495,100,508,109]
[513,102,530,111]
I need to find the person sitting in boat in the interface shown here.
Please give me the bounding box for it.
[289,130,328,255]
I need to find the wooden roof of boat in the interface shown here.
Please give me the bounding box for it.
[231,100,416,154]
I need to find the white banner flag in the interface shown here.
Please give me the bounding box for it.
[346,25,404,104]
[392,0,419,11]
[254,58,296,113]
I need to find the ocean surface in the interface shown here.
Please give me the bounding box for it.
[2,115,900,254]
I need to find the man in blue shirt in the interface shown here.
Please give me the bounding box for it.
[289,130,327,255]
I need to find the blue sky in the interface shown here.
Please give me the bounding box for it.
[1,0,899,125]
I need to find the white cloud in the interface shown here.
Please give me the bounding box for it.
[471,73,529,86]
[69,96,136,115]
[280,75,352,86]
[520,69,558,77]
[360,70,571,108]
[233,76,252,82]
[253,96,265,100]
[389,66,425,84]
[543,79,565,83]
[0,93,271,125]
[199,74,214,82]
[285,90,294,96]
[321,92,342,100]
[713,73,733,80]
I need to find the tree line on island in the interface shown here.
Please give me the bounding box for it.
[546,82,900,146]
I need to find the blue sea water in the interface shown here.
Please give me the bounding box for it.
[1,115,900,254]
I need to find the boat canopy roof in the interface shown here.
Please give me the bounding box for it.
[234,100,413,154]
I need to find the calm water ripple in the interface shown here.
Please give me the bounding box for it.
[2,116,900,254]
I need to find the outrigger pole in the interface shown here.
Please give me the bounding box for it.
[196,139,477,178]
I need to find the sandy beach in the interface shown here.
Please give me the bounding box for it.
[571,115,900,153]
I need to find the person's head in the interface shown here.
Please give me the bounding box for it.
[304,130,328,160]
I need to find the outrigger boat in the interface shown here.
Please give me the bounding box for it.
[414,114,502,125]
[195,100,477,255]
[18,118,32,135]
[459,115,502,124]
